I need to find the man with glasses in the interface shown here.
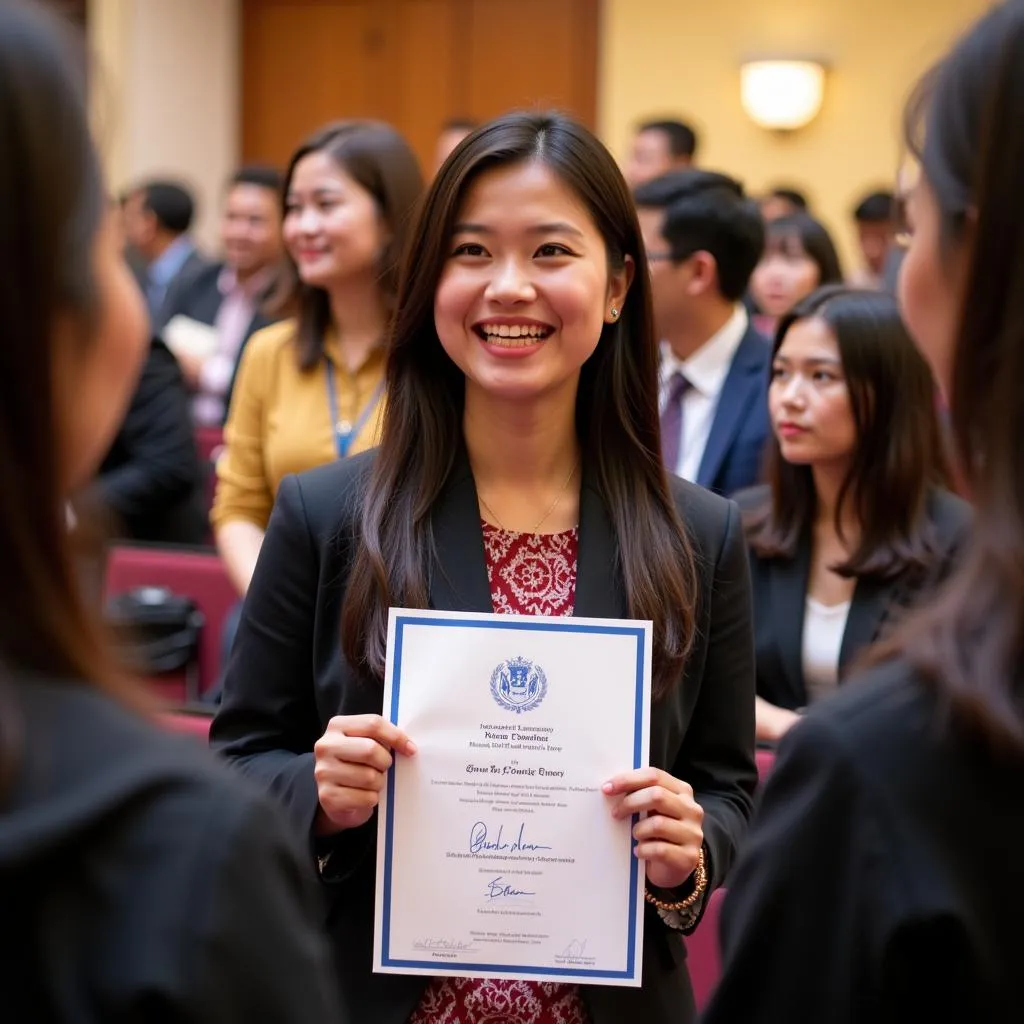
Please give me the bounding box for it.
[635,170,770,496]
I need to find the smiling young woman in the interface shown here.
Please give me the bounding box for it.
[211,111,758,1024]
[211,121,423,598]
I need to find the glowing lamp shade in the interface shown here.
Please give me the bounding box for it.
[740,60,826,131]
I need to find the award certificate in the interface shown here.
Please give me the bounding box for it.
[373,608,652,986]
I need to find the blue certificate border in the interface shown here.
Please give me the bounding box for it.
[380,614,647,980]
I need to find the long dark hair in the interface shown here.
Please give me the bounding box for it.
[887,2,1024,756]
[281,120,424,370]
[341,112,699,697]
[0,1,127,792]
[763,212,844,288]
[746,286,948,578]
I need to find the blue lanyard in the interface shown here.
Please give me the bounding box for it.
[324,359,384,459]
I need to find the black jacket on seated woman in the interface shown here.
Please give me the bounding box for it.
[735,287,971,744]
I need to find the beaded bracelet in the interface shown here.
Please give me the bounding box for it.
[643,847,707,912]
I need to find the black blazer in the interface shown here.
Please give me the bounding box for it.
[735,485,971,711]
[0,673,339,1021]
[160,260,280,420]
[693,325,771,497]
[703,658,1024,1022]
[210,450,757,1024]
[84,338,206,545]
[151,247,212,332]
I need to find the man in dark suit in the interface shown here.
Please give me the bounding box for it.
[634,170,770,496]
[159,166,284,425]
[78,338,206,546]
[121,179,209,330]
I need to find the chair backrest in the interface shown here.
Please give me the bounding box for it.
[158,710,213,740]
[756,747,776,781]
[194,426,225,468]
[194,427,224,546]
[104,545,237,700]
[684,885,726,1011]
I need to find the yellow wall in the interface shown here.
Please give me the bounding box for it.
[599,0,989,272]
[89,0,239,250]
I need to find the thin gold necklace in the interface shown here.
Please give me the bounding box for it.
[478,459,581,534]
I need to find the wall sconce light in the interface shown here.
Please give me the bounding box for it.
[740,60,827,131]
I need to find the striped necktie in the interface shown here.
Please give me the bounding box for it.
[660,371,691,474]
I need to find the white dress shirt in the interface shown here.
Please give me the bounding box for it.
[802,595,852,704]
[659,305,749,482]
[193,266,275,426]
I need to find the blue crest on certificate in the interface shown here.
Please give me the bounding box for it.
[373,608,652,988]
[490,655,547,713]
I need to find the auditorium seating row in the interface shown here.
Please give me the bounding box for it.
[105,543,236,703]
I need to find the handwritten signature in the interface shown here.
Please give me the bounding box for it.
[559,938,589,958]
[469,821,553,856]
[412,937,476,952]
[485,876,536,900]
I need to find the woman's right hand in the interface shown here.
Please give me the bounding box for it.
[313,715,416,834]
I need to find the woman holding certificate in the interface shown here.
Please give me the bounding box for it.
[212,113,757,1023]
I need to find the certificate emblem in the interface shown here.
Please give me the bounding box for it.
[490,655,548,714]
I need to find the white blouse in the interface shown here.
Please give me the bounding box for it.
[802,595,852,704]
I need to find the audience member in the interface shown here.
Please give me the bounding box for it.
[160,165,285,425]
[848,189,896,288]
[211,120,422,598]
[705,4,1024,1018]
[749,212,843,335]
[76,336,207,545]
[122,178,208,329]
[433,116,477,173]
[116,188,148,283]
[211,111,756,1024]
[624,118,699,187]
[634,170,770,495]
[0,3,339,1018]
[759,187,809,222]
[736,287,969,743]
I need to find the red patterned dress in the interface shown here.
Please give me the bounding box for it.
[406,522,589,1024]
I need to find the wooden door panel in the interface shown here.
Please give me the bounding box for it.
[464,0,597,125]
[243,0,380,166]
[241,0,598,172]
[379,0,462,173]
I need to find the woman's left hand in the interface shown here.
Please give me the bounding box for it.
[603,768,704,891]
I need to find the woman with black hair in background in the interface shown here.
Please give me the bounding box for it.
[0,3,337,1018]
[705,4,1024,1020]
[740,286,969,743]
[749,212,843,336]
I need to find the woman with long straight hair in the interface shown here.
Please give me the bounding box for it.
[741,286,969,743]
[212,120,423,598]
[704,4,1024,1020]
[212,111,757,1023]
[0,3,336,1018]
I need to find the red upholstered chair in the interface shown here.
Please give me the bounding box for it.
[684,885,726,1011]
[104,545,237,703]
[159,710,213,741]
[194,426,224,545]
[756,747,776,782]
[194,426,225,468]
